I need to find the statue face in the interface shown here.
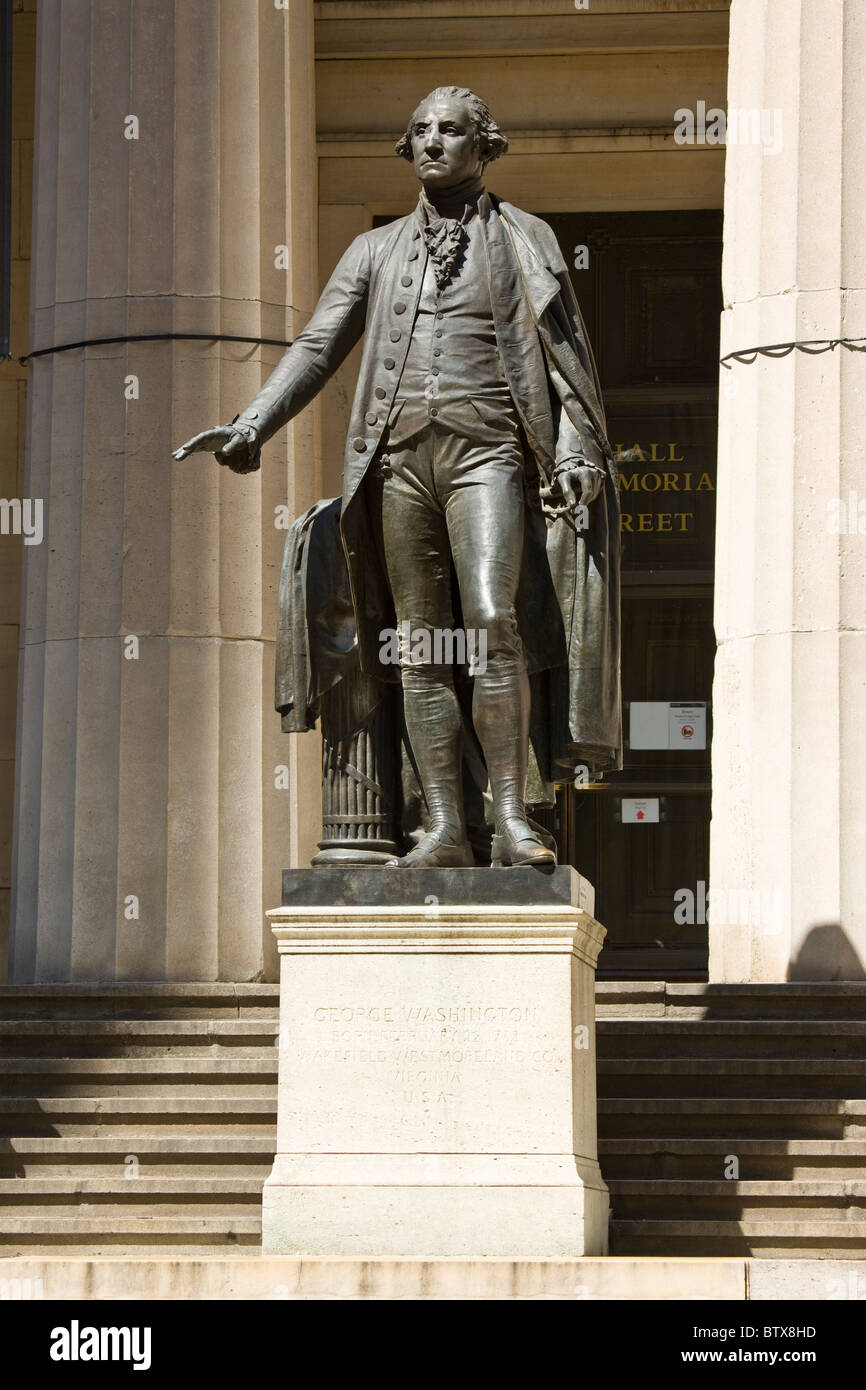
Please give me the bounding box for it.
[408,97,484,190]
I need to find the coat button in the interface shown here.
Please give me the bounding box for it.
[384,356,395,369]
[434,329,443,338]
[365,412,378,426]
[389,330,401,342]
[429,407,439,417]
[394,302,406,314]
[433,348,441,357]
[400,275,412,287]
[430,367,439,376]
[353,438,367,452]
[375,387,387,399]
[408,250,419,261]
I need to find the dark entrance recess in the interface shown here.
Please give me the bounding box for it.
[0,0,11,359]
[536,210,722,978]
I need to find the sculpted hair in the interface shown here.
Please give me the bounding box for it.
[395,87,509,167]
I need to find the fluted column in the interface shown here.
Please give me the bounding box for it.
[10,0,319,982]
[711,0,866,979]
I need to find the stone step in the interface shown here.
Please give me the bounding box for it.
[599,1138,866,1181]
[0,1058,277,1075]
[610,1219,866,1257]
[0,1057,277,1099]
[0,985,280,1021]
[0,1136,274,1178]
[0,1096,277,1135]
[0,1019,279,1058]
[0,1176,265,1191]
[607,1179,866,1221]
[597,1019,866,1058]
[598,1057,866,1099]
[0,1135,274,1154]
[598,1097,866,1139]
[0,1245,260,1258]
[0,1176,266,1219]
[596,981,866,1019]
[0,1215,261,1258]
[2,1162,274,1181]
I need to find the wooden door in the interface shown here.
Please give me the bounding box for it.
[541,211,722,978]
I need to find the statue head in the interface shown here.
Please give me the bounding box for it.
[395,87,508,191]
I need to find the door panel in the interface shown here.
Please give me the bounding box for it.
[540,211,722,978]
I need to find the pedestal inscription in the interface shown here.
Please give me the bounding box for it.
[263,867,609,1258]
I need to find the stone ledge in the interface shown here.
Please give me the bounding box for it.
[0,1255,745,1301]
[1,1255,861,1301]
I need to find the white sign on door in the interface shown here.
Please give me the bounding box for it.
[622,798,660,824]
[629,701,707,750]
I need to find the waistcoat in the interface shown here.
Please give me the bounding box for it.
[388,209,518,446]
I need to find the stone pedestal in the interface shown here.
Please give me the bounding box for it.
[262,867,608,1258]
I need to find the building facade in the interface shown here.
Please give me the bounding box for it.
[0,0,863,989]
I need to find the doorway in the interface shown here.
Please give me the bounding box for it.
[541,210,722,978]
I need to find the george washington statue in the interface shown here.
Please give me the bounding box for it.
[175,86,621,870]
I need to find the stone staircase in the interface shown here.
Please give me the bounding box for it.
[598,982,866,1258]
[1,981,864,1257]
[0,986,279,1256]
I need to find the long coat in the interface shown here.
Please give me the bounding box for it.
[239,192,622,780]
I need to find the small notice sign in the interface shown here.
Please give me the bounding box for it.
[622,798,660,824]
[668,703,706,750]
[629,701,707,750]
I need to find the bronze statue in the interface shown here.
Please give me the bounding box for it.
[175,87,621,870]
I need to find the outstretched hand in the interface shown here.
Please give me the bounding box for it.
[173,425,259,474]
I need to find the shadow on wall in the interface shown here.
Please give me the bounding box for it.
[788,924,866,981]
